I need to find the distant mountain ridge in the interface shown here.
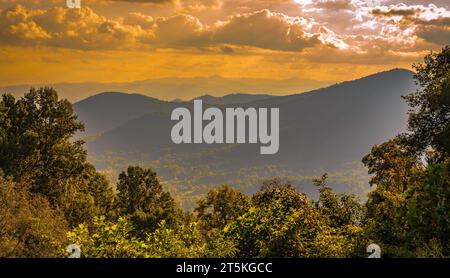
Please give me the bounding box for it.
[73,92,172,136]
[73,92,277,136]
[192,93,275,105]
[0,76,329,103]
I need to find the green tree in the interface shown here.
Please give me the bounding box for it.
[68,216,145,258]
[195,185,250,231]
[0,88,115,227]
[362,46,450,257]
[405,160,450,257]
[404,45,450,158]
[0,102,6,145]
[225,180,356,258]
[313,173,364,228]
[117,166,181,235]
[362,139,422,256]
[58,165,116,227]
[145,220,235,258]
[0,88,86,201]
[68,216,235,258]
[313,174,366,257]
[252,178,308,211]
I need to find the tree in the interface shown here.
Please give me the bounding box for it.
[67,216,144,258]
[362,139,423,256]
[252,178,308,211]
[0,102,6,145]
[0,175,68,258]
[117,166,181,235]
[58,164,116,227]
[68,216,236,258]
[0,88,86,201]
[313,174,366,257]
[362,46,450,257]
[404,45,450,158]
[145,220,235,258]
[195,185,250,231]
[82,164,116,217]
[0,88,115,227]
[225,180,357,258]
[405,160,450,257]
[314,174,363,228]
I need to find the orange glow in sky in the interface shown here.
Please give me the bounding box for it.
[0,0,448,99]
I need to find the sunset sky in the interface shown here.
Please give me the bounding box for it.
[0,0,449,98]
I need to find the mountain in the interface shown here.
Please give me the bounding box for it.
[73,92,174,136]
[86,69,414,160]
[193,93,274,105]
[1,76,328,103]
[74,69,417,207]
[73,92,278,136]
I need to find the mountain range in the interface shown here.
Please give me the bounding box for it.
[0,76,328,103]
[71,68,417,207]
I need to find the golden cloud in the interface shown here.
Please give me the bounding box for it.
[0,5,151,49]
[152,14,210,47]
[0,2,448,58]
[111,0,171,2]
[213,9,320,51]
[0,5,339,52]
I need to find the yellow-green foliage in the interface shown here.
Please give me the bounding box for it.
[67,216,236,258]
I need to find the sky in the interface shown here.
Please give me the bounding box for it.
[0,0,449,98]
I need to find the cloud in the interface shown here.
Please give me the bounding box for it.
[122,12,154,28]
[109,0,172,3]
[1,0,449,87]
[0,5,152,50]
[0,5,50,44]
[149,9,338,52]
[414,17,450,45]
[213,9,320,51]
[220,45,233,53]
[370,3,449,19]
[0,5,340,52]
[152,14,210,47]
[0,1,448,56]
[370,4,450,45]
[314,0,353,11]
[372,8,417,17]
